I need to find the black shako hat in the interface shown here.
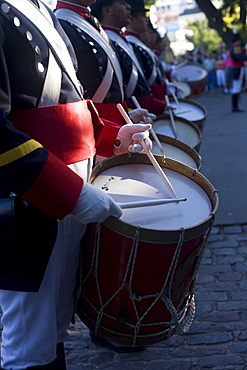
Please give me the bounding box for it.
[127,0,149,12]
[90,0,113,18]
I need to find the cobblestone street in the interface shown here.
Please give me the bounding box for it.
[64,225,247,370]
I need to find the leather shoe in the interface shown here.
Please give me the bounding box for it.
[90,331,145,353]
[232,107,245,112]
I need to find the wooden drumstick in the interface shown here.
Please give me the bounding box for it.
[165,79,180,108]
[131,96,166,157]
[117,103,178,198]
[165,94,178,139]
[118,197,187,209]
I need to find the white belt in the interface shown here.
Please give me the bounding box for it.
[55,9,124,103]
[5,0,83,99]
[125,34,157,85]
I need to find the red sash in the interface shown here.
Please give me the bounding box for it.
[93,101,127,125]
[135,95,165,116]
[8,100,104,165]
[150,82,166,101]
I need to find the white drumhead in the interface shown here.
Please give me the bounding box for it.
[170,102,205,122]
[176,64,207,82]
[92,163,212,231]
[151,141,198,169]
[152,118,200,148]
[172,81,191,98]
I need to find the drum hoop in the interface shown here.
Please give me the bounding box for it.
[77,294,195,345]
[177,62,208,82]
[175,81,192,97]
[170,98,208,118]
[154,134,202,170]
[91,153,219,243]
[154,114,203,145]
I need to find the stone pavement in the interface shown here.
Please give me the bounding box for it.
[64,91,247,369]
[65,224,247,370]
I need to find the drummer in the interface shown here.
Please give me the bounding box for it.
[90,0,180,115]
[123,1,184,100]
[54,0,154,353]
[0,0,154,368]
[54,0,155,154]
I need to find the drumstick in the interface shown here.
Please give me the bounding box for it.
[165,94,178,139]
[131,96,166,157]
[175,60,188,69]
[118,197,186,209]
[117,103,178,198]
[176,110,192,115]
[165,79,180,108]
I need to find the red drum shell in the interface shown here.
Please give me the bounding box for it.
[77,154,219,346]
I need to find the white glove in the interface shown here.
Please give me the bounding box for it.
[128,109,156,124]
[164,104,176,113]
[166,81,184,97]
[166,81,178,95]
[72,182,122,224]
[113,123,152,155]
[128,108,149,123]
[176,86,184,96]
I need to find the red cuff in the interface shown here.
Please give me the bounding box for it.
[136,95,166,116]
[151,82,166,101]
[96,118,122,157]
[21,152,83,219]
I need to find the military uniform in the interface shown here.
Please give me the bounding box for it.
[0,0,119,368]
[103,26,167,115]
[229,34,247,112]
[54,0,128,150]
[125,30,168,101]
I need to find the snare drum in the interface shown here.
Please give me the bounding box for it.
[176,63,207,96]
[151,134,202,170]
[169,98,208,132]
[152,115,202,152]
[76,153,219,346]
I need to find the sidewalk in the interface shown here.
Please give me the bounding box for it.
[65,91,247,369]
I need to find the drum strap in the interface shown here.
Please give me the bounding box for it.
[105,30,144,98]
[5,0,83,99]
[125,35,157,86]
[55,9,124,103]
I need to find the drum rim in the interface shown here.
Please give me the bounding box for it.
[91,153,219,243]
[153,113,202,149]
[170,98,208,118]
[172,80,192,98]
[153,134,202,170]
[176,62,208,82]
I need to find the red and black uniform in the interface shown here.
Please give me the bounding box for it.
[229,37,247,111]
[125,30,168,101]
[0,0,121,368]
[55,1,130,156]
[103,26,167,115]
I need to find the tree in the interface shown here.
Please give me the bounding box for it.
[195,0,247,46]
[185,19,222,53]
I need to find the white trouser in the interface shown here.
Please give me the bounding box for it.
[0,158,93,370]
[230,67,244,94]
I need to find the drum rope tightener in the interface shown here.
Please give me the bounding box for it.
[130,227,190,341]
[159,228,189,335]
